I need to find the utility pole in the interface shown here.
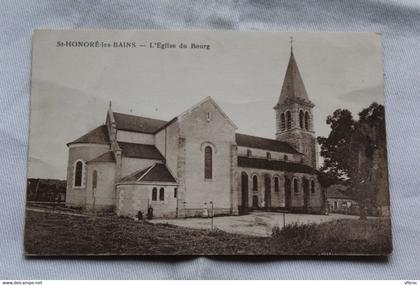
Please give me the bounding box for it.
[283,212,286,228]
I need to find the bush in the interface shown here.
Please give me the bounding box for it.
[271,219,392,255]
[272,223,321,252]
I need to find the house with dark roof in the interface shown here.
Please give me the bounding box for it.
[65,48,324,218]
[326,184,359,215]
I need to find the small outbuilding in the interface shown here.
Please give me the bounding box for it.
[116,163,179,218]
[326,184,358,215]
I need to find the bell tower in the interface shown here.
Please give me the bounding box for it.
[274,38,317,168]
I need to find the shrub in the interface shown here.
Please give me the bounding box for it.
[271,219,392,255]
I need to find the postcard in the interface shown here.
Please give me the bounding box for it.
[25,30,391,256]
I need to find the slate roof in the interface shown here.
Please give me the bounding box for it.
[118,142,164,160]
[236,133,301,154]
[67,125,110,146]
[113,97,237,135]
[87,151,115,163]
[121,163,177,183]
[277,51,311,106]
[238,156,315,174]
[113,112,168,134]
[121,166,151,182]
[326,185,352,199]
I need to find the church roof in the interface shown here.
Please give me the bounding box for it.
[237,156,315,174]
[113,112,168,134]
[236,133,301,154]
[276,51,310,106]
[112,97,237,134]
[118,142,164,160]
[87,151,115,163]
[121,163,177,183]
[67,125,110,146]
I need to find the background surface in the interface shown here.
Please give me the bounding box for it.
[1,0,419,279]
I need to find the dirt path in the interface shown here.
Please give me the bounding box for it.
[149,211,368,237]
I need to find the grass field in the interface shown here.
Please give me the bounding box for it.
[24,210,392,256]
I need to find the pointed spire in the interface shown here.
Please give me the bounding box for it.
[276,40,309,106]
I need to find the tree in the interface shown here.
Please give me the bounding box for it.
[318,103,388,217]
[347,103,389,218]
[317,109,355,180]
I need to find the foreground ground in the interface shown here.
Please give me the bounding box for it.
[24,209,392,256]
[150,211,373,237]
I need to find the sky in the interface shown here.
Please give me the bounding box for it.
[28,30,384,179]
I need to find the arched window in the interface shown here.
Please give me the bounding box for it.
[305,112,309,130]
[74,160,84,187]
[159,187,165,201]
[284,155,288,161]
[311,180,315,193]
[92,170,98,189]
[286,111,292,130]
[280,113,286,131]
[152,187,157,201]
[204,146,212,179]
[299,110,304,128]
[334,201,338,209]
[293,178,299,193]
[266,152,271,160]
[247,149,252,157]
[252,175,258,192]
[274,176,279,192]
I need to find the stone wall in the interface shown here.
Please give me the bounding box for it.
[230,144,239,215]
[238,167,323,214]
[237,146,302,163]
[176,137,187,217]
[275,101,317,169]
[65,144,110,208]
[116,183,178,218]
[178,99,236,215]
[276,129,317,168]
[85,161,116,211]
[238,167,286,210]
[116,130,154,145]
[155,120,180,176]
[181,207,232,217]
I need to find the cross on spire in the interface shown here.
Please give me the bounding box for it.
[290,36,293,53]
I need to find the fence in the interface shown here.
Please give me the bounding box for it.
[179,201,216,231]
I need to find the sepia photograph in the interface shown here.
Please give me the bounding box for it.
[24,30,392,256]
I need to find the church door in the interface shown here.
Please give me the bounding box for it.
[264,174,271,209]
[252,195,259,208]
[241,172,249,214]
[303,177,309,211]
[285,177,291,209]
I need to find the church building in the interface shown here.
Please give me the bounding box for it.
[65,49,324,218]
